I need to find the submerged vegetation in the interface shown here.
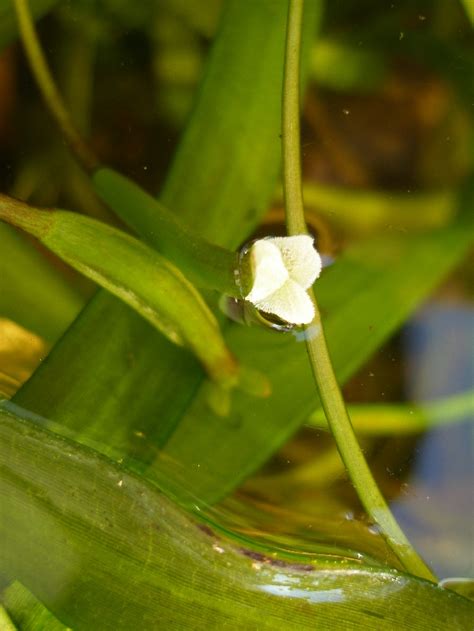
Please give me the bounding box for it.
[0,0,473,628]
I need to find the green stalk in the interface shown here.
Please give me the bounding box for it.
[13,0,98,172]
[282,0,436,582]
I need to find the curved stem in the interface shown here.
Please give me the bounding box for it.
[13,0,99,172]
[282,0,436,582]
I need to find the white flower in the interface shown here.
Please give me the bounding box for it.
[245,235,322,325]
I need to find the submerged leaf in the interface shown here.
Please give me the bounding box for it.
[0,195,239,388]
[14,0,315,451]
[308,392,474,435]
[93,168,240,295]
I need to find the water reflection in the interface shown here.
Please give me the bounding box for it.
[259,583,345,604]
[392,302,474,577]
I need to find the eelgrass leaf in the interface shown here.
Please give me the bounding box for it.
[13,181,474,506]
[93,168,240,296]
[14,0,318,460]
[0,405,472,631]
[157,181,474,502]
[0,195,240,389]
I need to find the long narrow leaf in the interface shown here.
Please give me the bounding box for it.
[15,0,318,464]
[14,182,474,507]
[0,605,16,631]
[159,0,321,246]
[93,168,240,295]
[0,195,239,388]
[0,406,471,630]
[157,185,474,502]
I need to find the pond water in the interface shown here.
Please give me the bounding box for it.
[0,3,472,624]
[211,288,473,580]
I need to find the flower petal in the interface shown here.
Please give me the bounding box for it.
[246,239,289,303]
[269,235,321,289]
[254,279,315,325]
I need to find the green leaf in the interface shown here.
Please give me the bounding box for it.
[0,196,240,388]
[14,0,320,463]
[15,293,202,453]
[93,167,240,295]
[0,0,59,51]
[0,406,472,630]
[302,185,456,234]
[159,0,321,247]
[2,582,68,631]
[155,187,474,502]
[311,38,386,92]
[0,224,82,343]
[15,182,474,507]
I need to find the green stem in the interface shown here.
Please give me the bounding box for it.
[13,0,98,172]
[282,0,306,236]
[282,0,436,582]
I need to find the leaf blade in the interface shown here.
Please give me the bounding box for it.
[1,406,472,630]
[14,0,319,464]
[157,186,474,502]
[0,198,238,387]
